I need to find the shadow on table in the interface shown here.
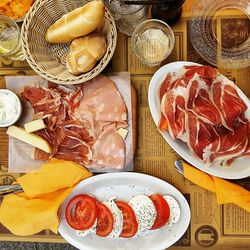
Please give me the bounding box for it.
[0,242,77,250]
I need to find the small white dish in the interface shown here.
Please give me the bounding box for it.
[148,61,250,179]
[58,172,190,250]
[0,89,22,127]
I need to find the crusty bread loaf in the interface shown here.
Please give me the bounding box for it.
[45,1,105,43]
[66,33,107,75]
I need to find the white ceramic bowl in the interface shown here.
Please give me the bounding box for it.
[0,89,22,127]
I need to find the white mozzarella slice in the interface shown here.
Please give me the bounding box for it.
[163,195,181,226]
[76,219,97,237]
[103,197,123,238]
[129,195,156,233]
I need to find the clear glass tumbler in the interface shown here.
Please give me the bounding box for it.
[103,0,149,36]
[0,15,24,61]
[131,19,175,66]
[151,0,185,25]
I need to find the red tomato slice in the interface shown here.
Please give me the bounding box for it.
[116,201,138,238]
[150,194,170,230]
[65,194,98,230]
[96,203,114,237]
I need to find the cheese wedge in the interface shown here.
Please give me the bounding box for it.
[117,128,128,140]
[7,126,52,153]
[24,119,46,133]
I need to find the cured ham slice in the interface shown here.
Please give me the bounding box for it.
[159,64,250,165]
[92,124,125,169]
[21,86,61,116]
[185,112,228,159]
[211,75,247,130]
[161,90,186,140]
[184,65,217,86]
[159,74,186,134]
[185,74,222,125]
[21,84,82,131]
[34,149,50,161]
[160,74,185,99]
[21,75,128,169]
[54,129,92,165]
[190,89,222,125]
[160,73,172,100]
[203,123,249,165]
[47,83,84,117]
[35,121,93,164]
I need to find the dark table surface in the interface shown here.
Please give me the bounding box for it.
[0,241,77,250]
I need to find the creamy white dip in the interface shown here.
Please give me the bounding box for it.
[0,91,20,126]
[136,28,170,63]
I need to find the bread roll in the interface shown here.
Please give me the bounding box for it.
[45,1,105,43]
[66,33,107,75]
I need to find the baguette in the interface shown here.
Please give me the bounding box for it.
[45,1,105,44]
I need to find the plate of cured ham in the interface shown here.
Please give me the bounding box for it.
[148,61,250,179]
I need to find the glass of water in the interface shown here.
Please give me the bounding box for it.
[0,15,24,61]
[103,0,149,36]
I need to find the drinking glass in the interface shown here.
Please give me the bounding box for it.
[151,0,185,25]
[131,19,175,66]
[103,0,149,36]
[0,15,24,61]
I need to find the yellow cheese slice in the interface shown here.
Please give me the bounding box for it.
[117,128,128,140]
[24,119,46,133]
[7,126,52,153]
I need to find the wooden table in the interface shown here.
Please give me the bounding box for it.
[0,0,250,248]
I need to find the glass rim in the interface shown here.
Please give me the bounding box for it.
[131,19,175,65]
[103,0,144,15]
[188,0,250,68]
[0,15,21,56]
[163,0,185,10]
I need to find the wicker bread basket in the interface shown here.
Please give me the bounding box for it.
[21,0,117,85]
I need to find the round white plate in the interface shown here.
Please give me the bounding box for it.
[148,61,250,179]
[58,172,190,250]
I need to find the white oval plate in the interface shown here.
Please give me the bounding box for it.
[58,172,190,250]
[148,61,250,179]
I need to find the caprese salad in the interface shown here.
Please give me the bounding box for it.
[65,193,181,238]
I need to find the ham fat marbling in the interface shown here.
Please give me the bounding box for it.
[21,75,128,169]
[159,65,250,166]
